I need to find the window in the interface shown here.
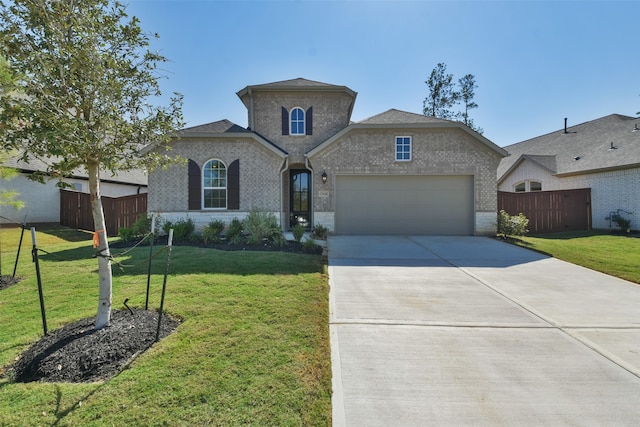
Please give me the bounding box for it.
[395,136,411,161]
[290,107,305,135]
[203,159,227,209]
[514,180,542,192]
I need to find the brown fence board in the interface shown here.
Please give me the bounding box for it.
[498,188,591,234]
[60,190,147,236]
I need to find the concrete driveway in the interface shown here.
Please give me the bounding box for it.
[328,236,640,426]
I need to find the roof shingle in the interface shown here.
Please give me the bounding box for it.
[498,114,640,179]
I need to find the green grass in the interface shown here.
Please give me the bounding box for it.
[513,230,640,284]
[0,226,331,426]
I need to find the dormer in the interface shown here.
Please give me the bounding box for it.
[236,78,357,159]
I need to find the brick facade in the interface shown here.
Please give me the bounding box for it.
[308,127,502,235]
[148,78,505,235]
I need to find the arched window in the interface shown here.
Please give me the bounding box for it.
[514,180,543,192]
[290,107,305,135]
[530,181,542,192]
[203,159,227,209]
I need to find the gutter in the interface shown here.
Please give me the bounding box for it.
[279,157,289,229]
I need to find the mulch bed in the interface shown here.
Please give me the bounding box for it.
[6,309,180,384]
[110,236,325,255]
[0,275,22,291]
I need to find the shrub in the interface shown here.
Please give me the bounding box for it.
[303,237,321,253]
[497,210,529,239]
[244,208,282,245]
[118,215,153,243]
[118,226,135,242]
[132,214,152,236]
[311,223,328,240]
[292,224,306,242]
[163,218,195,242]
[226,218,244,245]
[611,213,632,232]
[202,220,225,244]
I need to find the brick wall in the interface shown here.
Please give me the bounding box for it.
[251,91,353,164]
[308,127,503,235]
[148,137,285,231]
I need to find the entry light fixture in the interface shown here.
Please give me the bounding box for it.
[321,171,327,184]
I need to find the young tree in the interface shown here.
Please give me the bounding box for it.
[457,73,483,134]
[0,0,183,329]
[423,62,459,120]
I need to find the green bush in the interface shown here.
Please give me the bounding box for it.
[611,213,632,232]
[311,223,328,240]
[303,237,321,253]
[497,210,529,239]
[118,215,153,243]
[132,215,152,236]
[163,217,195,242]
[202,220,225,244]
[118,227,135,242]
[292,224,306,242]
[244,208,283,245]
[226,218,244,245]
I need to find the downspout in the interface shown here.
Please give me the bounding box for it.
[279,157,289,230]
[305,157,314,227]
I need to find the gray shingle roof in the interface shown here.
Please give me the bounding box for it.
[3,154,148,186]
[358,109,454,125]
[180,119,250,134]
[498,114,640,180]
[236,78,357,99]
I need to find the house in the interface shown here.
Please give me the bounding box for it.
[0,154,147,225]
[147,78,507,235]
[497,114,640,230]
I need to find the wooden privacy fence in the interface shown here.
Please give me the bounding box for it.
[60,190,147,236]
[498,188,592,234]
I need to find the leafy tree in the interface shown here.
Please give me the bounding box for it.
[0,0,183,329]
[423,63,459,120]
[0,55,23,211]
[457,73,483,134]
[0,152,24,211]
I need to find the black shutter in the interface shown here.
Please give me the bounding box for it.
[281,107,289,135]
[188,159,201,210]
[306,106,313,135]
[227,159,240,210]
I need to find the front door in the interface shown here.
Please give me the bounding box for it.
[290,170,311,229]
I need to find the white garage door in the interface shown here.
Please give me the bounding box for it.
[335,175,474,235]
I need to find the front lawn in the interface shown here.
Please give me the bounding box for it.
[0,226,331,426]
[512,230,640,284]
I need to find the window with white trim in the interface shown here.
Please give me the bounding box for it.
[290,107,305,135]
[514,180,542,192]
[395,136,411,161]
[203,159,227,209]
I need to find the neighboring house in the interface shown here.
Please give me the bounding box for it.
[498,114,640,230]
[147,78,507,235]
[0,155,147,225]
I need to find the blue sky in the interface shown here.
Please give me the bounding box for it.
[127,0,639,147]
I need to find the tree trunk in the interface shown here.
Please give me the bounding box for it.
[88,162,112,329]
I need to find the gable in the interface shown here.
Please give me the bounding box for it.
[307,109,507,159]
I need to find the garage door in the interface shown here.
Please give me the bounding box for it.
[335,175,474,235]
